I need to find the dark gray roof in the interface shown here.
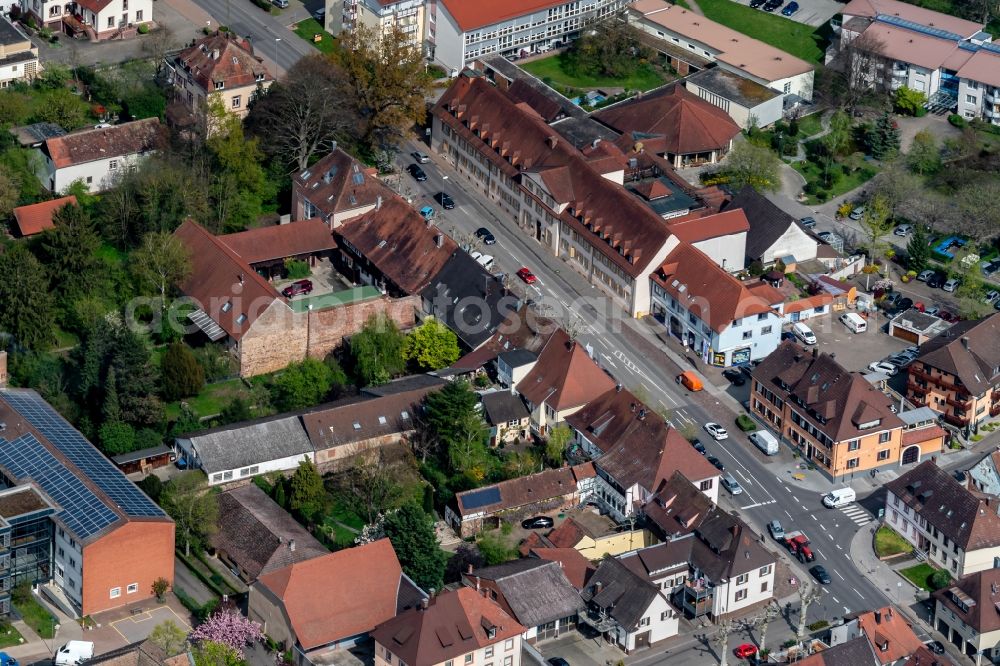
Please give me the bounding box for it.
[684,68,780,109]
[361,374,448,397]
[581,557,662,630]
[692,508,774,581]
[178,413,312,474]
[481,391,530,426]
[397,573,427,614]
[213,484,327,581]
[498,349,537,368]
[0,16,29,46]
[111,445,172,465]
[550,116,620,150]
[466,559,583,627]
[817,636,879,665]
[9,122,66,147]
[723,186,802,261]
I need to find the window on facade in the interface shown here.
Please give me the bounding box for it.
[127,583,138,594]
[215,81,225,90]
[135,9,142,19]
[110,587,121,598]
[761,326,772,335]
[485,648,493,658]
[743,331,753,340]
[504,657,512,666]
[639,617,650,627]
[848,439,860,451]
[232,95,241,109]
[108,159,118,170]
[759,565,771,576]
[69,557,76,568]
[878,431,891,443]
[736,573,749,585]
[661,611,670,621]
[58,547,64,558]
[107,16,115,27]
[505,640,514,651]
[847,458,860,469]
[465,655,473,664]
[877,449,890,461]
[700,479,713,490]
[967,94,977,103]
[757,313,767,321]
[783,82,792,93]
[761,581,769,593]
[735,589,748,601]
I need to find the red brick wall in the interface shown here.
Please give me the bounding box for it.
[81,521,175,615]
[306,295,418,360]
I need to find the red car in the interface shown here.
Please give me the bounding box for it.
[516,267,538,284]
[734,644,758,660]
[939,310,957,323]
[282,279,314,298]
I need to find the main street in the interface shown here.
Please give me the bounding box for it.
[397,139,892,622]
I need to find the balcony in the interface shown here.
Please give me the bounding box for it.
[992,389,1000,402]
[946,394,972,409]
[985,90,999,104]
[942,412,970,427]
[909,367,958,391]
[984,108,1000,120]
[683,581,714,617]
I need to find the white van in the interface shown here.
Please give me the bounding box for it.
[822,487,856,508]
[839,312,867,333]
[750,430,779,455]
[55,641,94,666]
[792,322,817,345]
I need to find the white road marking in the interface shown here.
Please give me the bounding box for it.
[736,470,751,483]
[853,588,863,597]
[792,495,800,503]
[662,392,681,407]
[820,524,828,532]
[844,606,851,614]
[835,544,843,551]
[810,514,818,521]
[784,509,792,518]
[818,550,828,560]
[740,500,777,510]
[835,570,846,581]
[784,485,792,493]
[832,596,840,603]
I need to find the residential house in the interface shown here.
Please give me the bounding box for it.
[250,539,425,664]
[617,538,698,602]
[461,559,583,642]
[661,209,750,273]
[523,548,594,590]
[292,147,385,228]
[0,389,174,616]
[0,17,40,87]
[794,637,880,666]
[540,515,658,560]
[371,587,525,666]
[968,447,1000,495]
[683,68,784,129]
[579,556,679,652]
[11,195,77,237]
[723,187,819,266]
[516,329,616,435]
[566,385,721,518]
[650,243,786,366]
[8,122,65,148]
[828,606,926,665]
[751,341,946,478]
[933,568,1000,664]
[212,484,327,584]
[428,0,630,75]
[450,305,557,377]
[165,32,273,133]
[885,460,1000,577]
[173,219,417,377]
[497,350,539,391]
[217,219,337,281]
[481,391,530,447]
[329,0,425,52]
[629,0,815,105]
[27,0,152,41]
[906,316,1000,430]
[593,84,741,168]
[38,118,165,193]
[446,464,596,538]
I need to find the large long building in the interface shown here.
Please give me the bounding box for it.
[0,389,174,616]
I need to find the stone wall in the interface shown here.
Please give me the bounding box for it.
[306,294,419,361]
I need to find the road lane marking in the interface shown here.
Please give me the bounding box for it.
[832,596,840,603]
[835,571,846,581]
[836,544,843,550]
[736,470,751,483]
[810,514,818,521]
[820,524,828,532]
[844,606,851,614]
[740,500,776,510]
[663,392,681,407]
[818,550,827,560]
[784,510,792,518]
[784,485,792,493]
[792,495,799,503]
[853,588,863,597]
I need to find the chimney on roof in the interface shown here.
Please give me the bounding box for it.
[435,234,444,248]
[288,538,296,552]
[875,609,882,624]
[376,195,382,210]
[616,383,622,392]
[962,337,970,350]
[421,597,429,610]
[475,576,481,591]
[887,607,892,619]
[212,48,220,60]
[330,140,338,152]
[0,351,7,388]
[594,581,603,595]
[830,353,836,359]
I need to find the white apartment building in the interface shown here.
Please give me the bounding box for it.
[330,0,425,51]
[428,0,630,75]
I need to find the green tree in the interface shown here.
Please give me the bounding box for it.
[0,165,19,219]
[476,530,518,566]
[137,474,165,503]
[404,318,460,371]
[130,231,192,309]
[160,471,219,557]
[714,142,781,192]
[893,86,927,116]
[122,84,167,121]
[906,224,930,273]
[929,569,952,591]
[563,14,650,79]
[350,314,407,386]
[270,358,337,411]
[422,381,489,478]
[0,243,56,350]
[218,397,253,424]
[151,577,170,602]
[149,620,187,656]
[206,98,273,231]
[382,504,447,592]
[99,420,136,455]
[40,202,102,297]
[35,88,90,130]
[907,129,940,175]
[287,458,325,522]
[956,257,990,319]
[859,194,894,266]
[868,113,901,160]
[544,424,572,468]
[161,342,206,401]
[193,642,244,666]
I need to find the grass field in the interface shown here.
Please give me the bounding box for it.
[521,55,668,92]
[293,19,337,54]
[796,112,825,138]
[793,159,878,204]
[14,596,56,639]
[899,563,940,591]
[165,378,250,420]
[874,525,911,558]
[695,0,828,63]
[0,625,23,648]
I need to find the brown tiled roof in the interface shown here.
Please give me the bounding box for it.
[886,461,1000,551]
[438,0,571,31]
[294,149,387,222]
[372,588,525,666]
[213,484,327,581]
[751,341,905,443]
[516,329,615,412]
[933,568,1000,634]
[666,209,749,244]
[855,606,924,665]
[44,118,165,169]
[174,33,272,93]
[218,220,336,264]
[795,637,879,666]
[528,548,595,590]
[12,196,77,236]
[956,49,1000,89]
[81,639,169,666]
[452,305,558,371]
[594,85,740,156]
[256,539,404,650]
[546,517,588,548]
[915,315,1000,396]
[335,197,457,294]
[901,425,946,447]
[783,293,834,314]
[651,243,779,333]
[454,464,594,517]
[840,0,983,37]
[301,384,442,452]
[507,79,565,122]
[642,472,717,537]
[173,219,284,341]
[435,76,674,278]
[901,645,956,666]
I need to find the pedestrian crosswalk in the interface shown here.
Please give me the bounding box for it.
[840,503,873,526]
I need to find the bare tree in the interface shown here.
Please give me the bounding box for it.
[797,584,822,640]
[755,604,780,652]
[831,30,890,111]
[142,25,176,77]
[713,619,735,666]
[335,447,403,524]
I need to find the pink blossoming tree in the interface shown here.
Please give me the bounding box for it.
[190,609,263,658]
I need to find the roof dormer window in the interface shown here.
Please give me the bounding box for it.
[214,81,225,90]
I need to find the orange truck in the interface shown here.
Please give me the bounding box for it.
[676,371,703,392]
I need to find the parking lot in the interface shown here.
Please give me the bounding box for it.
[787,312,913,376]
[727,0,842,27]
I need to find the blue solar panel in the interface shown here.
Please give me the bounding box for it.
[874,14,964,42]
[1,391,166,519]
[461,486,501,510]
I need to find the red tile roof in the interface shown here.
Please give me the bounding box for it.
[934,567,1000,634]
[44,118,165,169]
[372,588,525,666]
[438,0,572,31]
[783,293,834,314]
[594,85,740,156]
[666,209,749,244]
[516,329,616,412]
[545,518,587,548]
[855,607,924,665]
[454,463,594,517]
[11,196,77,236]
[218,220,336,264]
[529,548,595,590]
[256,539,404,650]
[901,424,946,447]
[174,33,272,93]
[651,243,780,333]
[294,149,387,222]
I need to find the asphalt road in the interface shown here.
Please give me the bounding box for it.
[399,138,892,621]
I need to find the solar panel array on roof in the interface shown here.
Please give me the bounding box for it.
[0,433,120,539]
[875,14,964,41]
[1,391,165,519]
[461,486,501,510]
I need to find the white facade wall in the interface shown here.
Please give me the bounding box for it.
[0,56,38,86]
[711,562,775,616]
[755,224,818,264]
[41,153,145,194]
[616,594,678,651]
[52,524,84,607]
[958,79,1000,124]
[174,437,316,486]
[497,359,537,391]
[691,233,746,273]
[684,80,783,128]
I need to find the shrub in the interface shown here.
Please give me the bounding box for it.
[736,414,757,432]
[929,569,952,590]
[137,23,149,33]
[815,190,829,202]
[284,258,310,279]
[948,114,967,128]
[807,620,829,631]
[162,342,206,401]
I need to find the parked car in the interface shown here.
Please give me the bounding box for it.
[707,455,725,471]
[312,7,325,20]
[516,267,538,284]
[896,297,914,311]
[721,474,744,495]
[781,1,799,15]
[734,645,758,660]
[799,216,816,228]
[924,304,940,316]
[767,519,785,541]
[943,277,961,292]
[749,0,765,7]
[894,224,912,236]
[722,369,746,386]
[436,192,455,209]
[407,164,427,181]
[940,310,958,322]
[0,653,18,666]
[521,516,554,529]
[704,422,729,440]
[849,206,865,220]
[983,259,1000,277]
[985,290,1000,305]
[272,0,289,8]
[810,565,832,584]
[281,279,313,298]
[690,438,707,455]
[883,291,902,306]
[548,659,571,666]
[816,231,834,242]
[418,205,435,220]
[412,151,431,163]
[916,269,935,282]
[868,361,898,376]
[927,273,945,289]
[762,0,782,11]
[475,227,496,245]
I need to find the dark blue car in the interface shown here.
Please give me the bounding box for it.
[782,1,799,14]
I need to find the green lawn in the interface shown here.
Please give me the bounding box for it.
[695,0,828,63]
[0,624,22,648]
[796,112,825,138]
[899,563,940,591]
[293,19,337,54]
[164,378,251,420]
[521,54,668,93]
[874,525,911,558]
[14,596,56,639]
[793,159,878,204]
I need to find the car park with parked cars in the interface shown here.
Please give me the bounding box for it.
[868,361,898,376]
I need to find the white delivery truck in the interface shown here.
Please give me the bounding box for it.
[750,430,779,456]
[791,322,817,345]
[822,487,857,508]
[55,641,94,666]
[839,312,867,333]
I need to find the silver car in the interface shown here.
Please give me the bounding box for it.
[722,474,744,495]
